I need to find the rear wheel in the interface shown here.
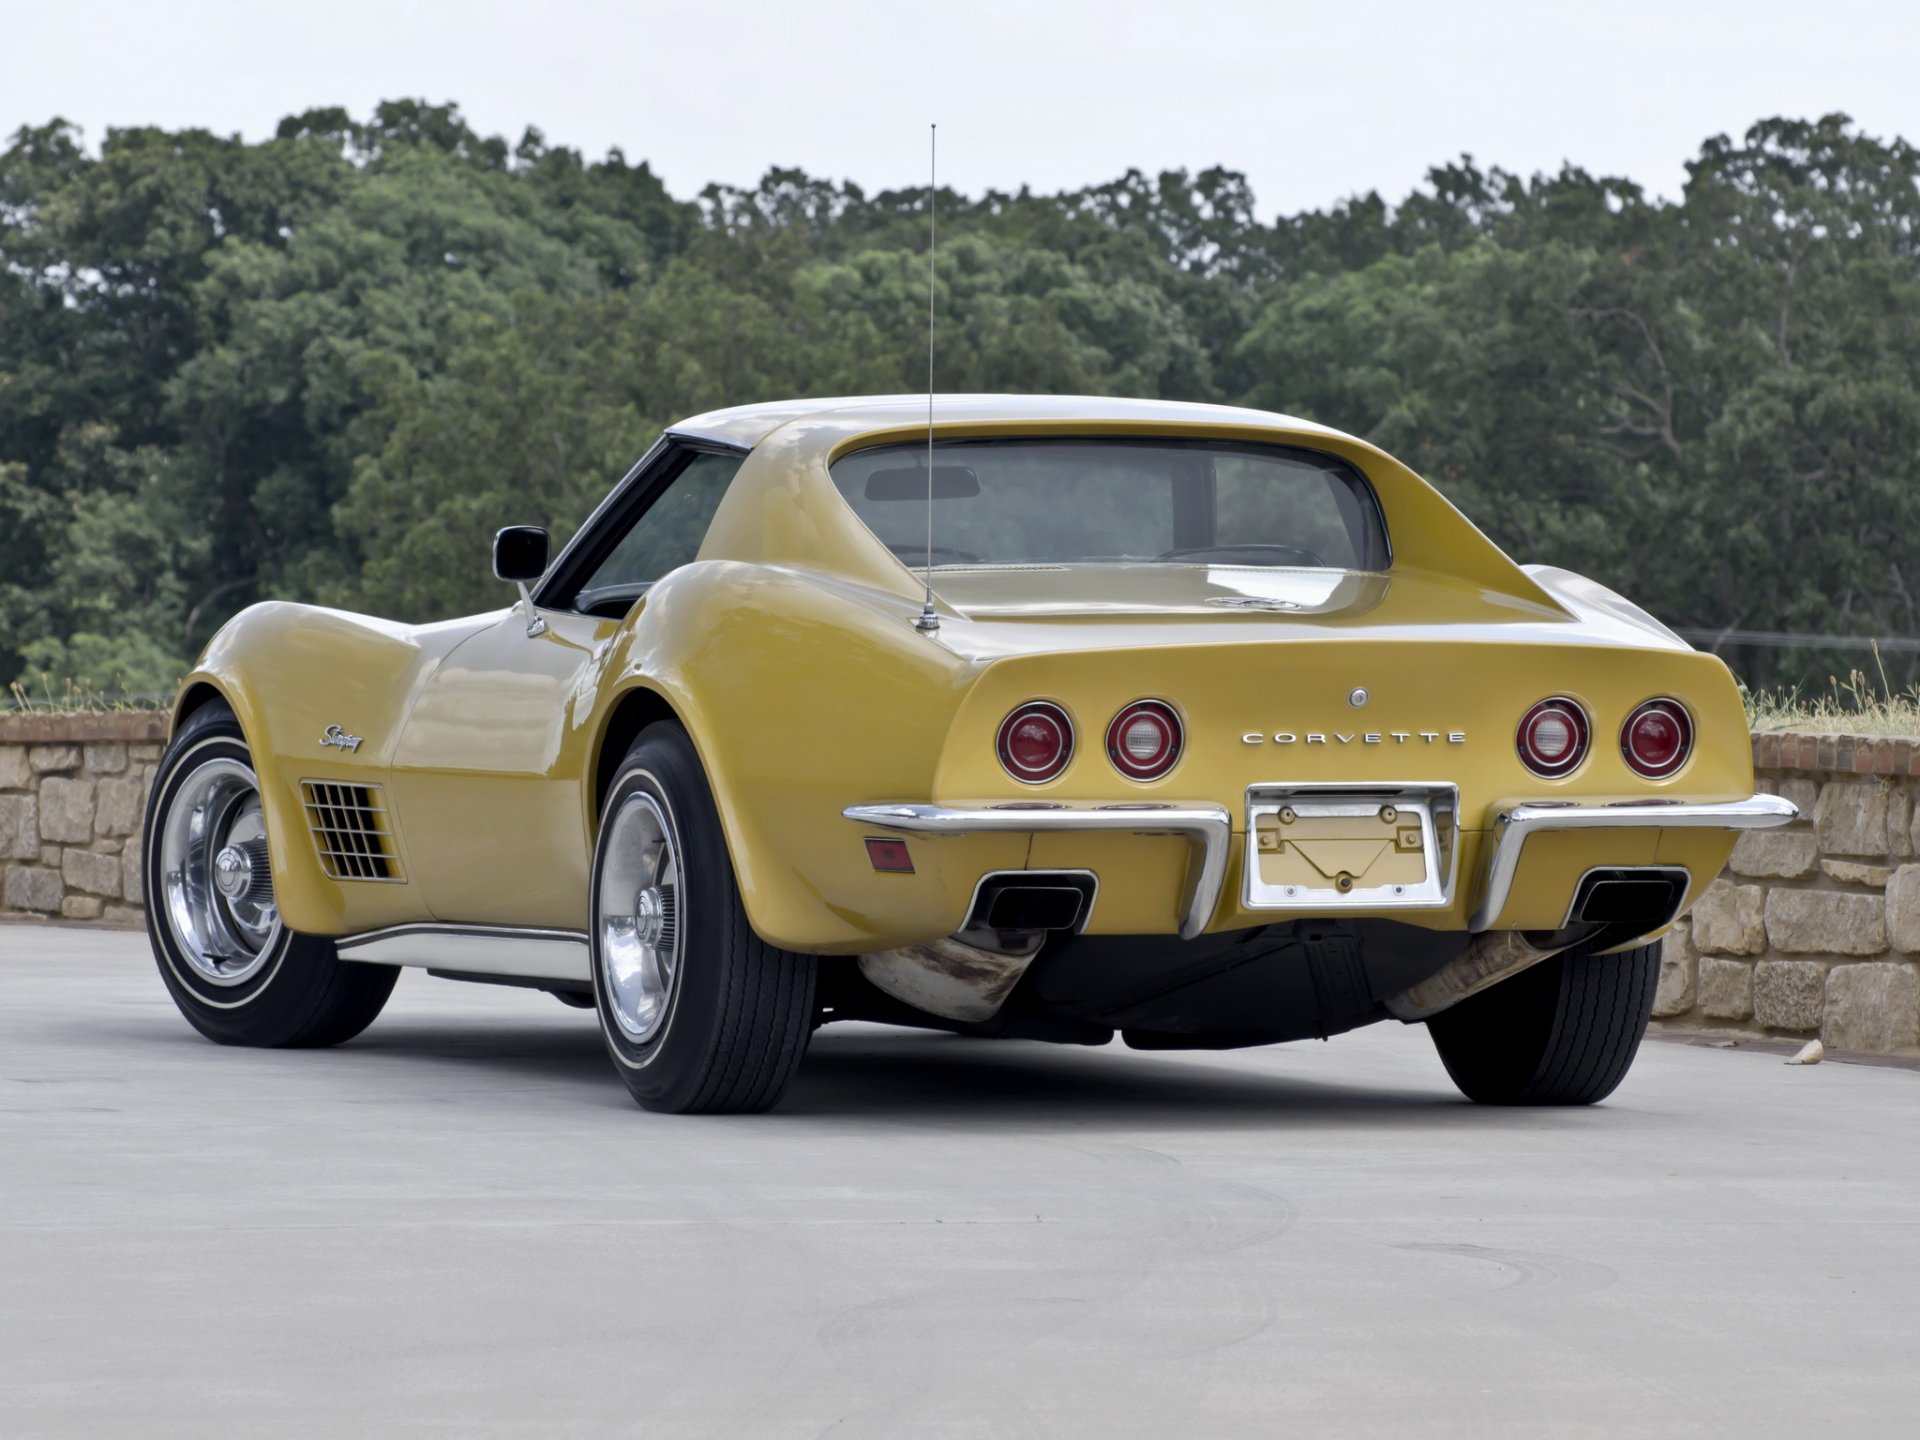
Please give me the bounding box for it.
[590,724,816,1113]
[1427,939,1660,1105]
[144,700,396,1047]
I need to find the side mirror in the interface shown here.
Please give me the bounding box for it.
[493,526,549,583]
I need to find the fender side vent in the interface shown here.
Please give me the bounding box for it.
[300,781,404,882]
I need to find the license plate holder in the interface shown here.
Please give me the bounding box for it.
[1244,784,1458,910]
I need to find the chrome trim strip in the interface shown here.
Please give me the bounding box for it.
[661,427,753,455]
[844,802,1230,940]
[337,922,592,984]
[1472,795,1798,932]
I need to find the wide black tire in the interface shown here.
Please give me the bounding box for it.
[1427,939,1660,1105]
[144,701,397,1048]
[590,724,816,1114]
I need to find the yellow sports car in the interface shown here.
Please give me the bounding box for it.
[144,395,1795,1112]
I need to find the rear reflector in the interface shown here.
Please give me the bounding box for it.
[864,837,914,873]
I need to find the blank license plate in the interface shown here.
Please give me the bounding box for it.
[1244,787,1456,910]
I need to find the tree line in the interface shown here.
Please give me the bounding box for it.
[3,102,1917,697]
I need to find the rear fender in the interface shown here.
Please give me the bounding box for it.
[598,562,1017,953]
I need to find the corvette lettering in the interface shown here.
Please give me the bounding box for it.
[1241,731,1466,745]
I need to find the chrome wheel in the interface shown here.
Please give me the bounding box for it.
[597,790,682,1043]
[158,755,281,985]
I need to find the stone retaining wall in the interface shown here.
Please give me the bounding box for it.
[6,712,1919,1054]
[1652,732,1920,1054]
[1,712,165,927]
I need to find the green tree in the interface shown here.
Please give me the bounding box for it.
[3,104,1917,694]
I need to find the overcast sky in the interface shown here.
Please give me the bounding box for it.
[6,0,1916,216]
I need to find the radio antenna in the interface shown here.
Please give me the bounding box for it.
[914,122,941,635]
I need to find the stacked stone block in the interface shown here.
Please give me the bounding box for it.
[1653,733,1920,1054]
[0,713,165,928]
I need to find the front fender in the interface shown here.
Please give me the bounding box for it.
[171,603,488,935]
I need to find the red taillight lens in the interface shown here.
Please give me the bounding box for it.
[1622,699,1692,778]
[997,702,1073,783]
[1517,697,1589,778]
[1106,700,1183,781]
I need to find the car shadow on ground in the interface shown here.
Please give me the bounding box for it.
[58,1002,619,1094]
[94,1006,1497,1129]
[781,1028,1476,1130]
[335,1016,1481,1130]
[336,1021,1479,1129]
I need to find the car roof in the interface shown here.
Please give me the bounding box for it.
[667,393,1354,452]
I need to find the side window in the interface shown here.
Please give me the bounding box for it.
[577,451,743,605]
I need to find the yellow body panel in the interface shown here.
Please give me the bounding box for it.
[1028,831,1188,935]
[171,394,1759,955]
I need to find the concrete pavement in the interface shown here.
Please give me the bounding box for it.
[2,922,1917,1438]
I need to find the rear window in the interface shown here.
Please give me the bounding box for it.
[828,439,1388,570]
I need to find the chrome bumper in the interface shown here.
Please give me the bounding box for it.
[842,802,1231,940]
[845,792,1798,941]
[1469,794,1798,931]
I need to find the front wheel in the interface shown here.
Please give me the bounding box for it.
[1427,939,1660,1105]
[590,723,816,1114]
[144,700,396,1047]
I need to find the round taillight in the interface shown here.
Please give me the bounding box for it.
[1106,700,1183,781]
[997,702,1073,783]
[1517,697,1589,778]
[1622,698,1692,778]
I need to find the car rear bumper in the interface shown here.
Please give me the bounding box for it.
[844,793,1798,940]
[842,802,1231,940]
[1470,794,1798,930]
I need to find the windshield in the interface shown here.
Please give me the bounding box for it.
[828,439,1388,570]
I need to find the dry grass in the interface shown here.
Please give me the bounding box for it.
[1746,650,1920,735]
[4,679,167,715]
